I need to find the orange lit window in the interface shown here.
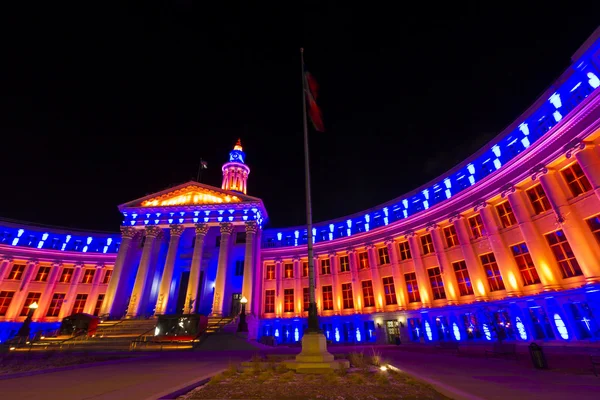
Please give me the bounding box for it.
[72,294,88,314]
[420,234,434,255]
[7,264,26,280]
[468,214,485,239]
[452,261,474,296]
[320,259,331,275]
[0,291,15,317]
[302,262,309,277]
[480,253,505,292]
[398,241,411,260]
[496,202,517,228]
[511,243,541,286]
[342,283,354,309]
[265,264,275,280]
[339,256,350,272]
[361,280,375,307]
[81,269,95,284]
[20,292,41,316]
[46,293,65,317]
[264,290,275,313]
[34,266,51,282]
[561,162,592,197]
[284,289,294,313]
[427,267,446,300]
[377,247,390,265]
[322,286,333,310]
[303,288,310,311]
[526,185,552,214]
[358,252,369,269]
[587,215,600,246]
[59,268,74,283]
[545,230,583,278]
[284,263,294,279]
[93,294,105,316]
[102,270,113,284]
[382,277,397,305]
[404,273,420,303]
[443,226,459,247]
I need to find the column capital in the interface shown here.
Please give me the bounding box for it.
[169,224,185,237]
[425,223,438,232]
[473,200,488,212]
[245,221,259,234]
[28,259,39,267]
[403,230,415,239]
[328,252,337,258]
[448,213,463,223]
[530,164,549,181]
[564,139,586,159]
[95,263,105,269]
[384,238,395,246]
[145,225,162,238]
[292,256,301,263]
[52,261,63,268]
[219,222,234,235]
[73,263,84,269]
[2,256,13,262]
[274,257,282,264]
[500,184,516,198]
[195,223,209,236]
[120,226,138,239]
[365,243,375,250]
[346,247,355,254]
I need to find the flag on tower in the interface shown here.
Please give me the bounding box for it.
[304,68,325,132]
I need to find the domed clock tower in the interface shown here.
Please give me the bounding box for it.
[221,139,250,194]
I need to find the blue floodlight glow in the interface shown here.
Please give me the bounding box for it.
[194,211,199,216]
[178,218,184,223]
[61,243,67,251]
[365,214,370,223]
[383,207,389,217]
[217,217,223,222]
[483,324,491,340]
[516,317,527,340]
[86,237,93,245]
[82,246,88,253]
[242,215,248,221]
[180,211,185,216]
[103,246,108,253]
[356,327,361,342]
[156,213,161,217]
[425,321,433,341]
[193,217,198,223]
[554,314,569,339]
[42,233,49,241]
[144,220,149,225]
[155,219,160,224]
[204,217,209,222]
[37,240,44,248]
[492,145,501,157]
[589,72,600,88]
[130,221,136,226]
[107,238,113,246]
[452,323,461,340]
[467,163,475,175]
[168,219,173,224]
[228,216,233,222]
[17,229,24,237]
[422,189,429,200]
[329,224,334,232]
[277,232,282,241]
[132,213,138,219]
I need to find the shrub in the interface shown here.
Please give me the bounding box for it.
[370,348,382,366]
[348,352,365,369]
[336,361,349,377]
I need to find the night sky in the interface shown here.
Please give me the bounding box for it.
[0,4,598,232]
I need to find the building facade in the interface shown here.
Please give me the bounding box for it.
[2,33,600,345]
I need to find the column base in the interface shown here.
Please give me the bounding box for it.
[506,290,522,297]
[474,295,489,302]
[542,284,563,292]
[585,276,600,285]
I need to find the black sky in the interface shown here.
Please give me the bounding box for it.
[0,3,598,232]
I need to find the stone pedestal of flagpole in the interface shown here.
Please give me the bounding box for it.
[284,332,349,374]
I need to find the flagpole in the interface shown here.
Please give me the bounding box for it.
[301,48,319,333]
[196,158,204,182]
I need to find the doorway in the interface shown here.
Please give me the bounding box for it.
[231,293,242,316]
[385,320,400,344]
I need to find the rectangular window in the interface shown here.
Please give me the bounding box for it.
[382,276,397,305]
[72,294,88,314]
[526,185,551,214]
[404,273,420,303]
[235,260,245,276]
[427,267,446,300]
[421,234,434,255]
[20,292,41,316]
[266,264,275,280]
[46,293,65,317]
[264,290,275,313]
[358,252,369,269]
[81,269,95,284]
[303,287,310,311]
[545,230,583,278]
[284,289,294,313]
[452,261,474,296]
[102,269,112,284]
[562,162,592,197]
[34,266,51,282]
[586,215,600,246]
[480,253,505,292]
[7,264,26,280]
[377,247,390,265]
[284,263,293,279]
[496,202,517,228]
[322,285,333,310]
[320,259,331,275]
[0,291,15,316]
[443,225,459,247]
[59,268,74,283]
[511,243,541,285]
[468,214,485,239]
[362,280,375,307]
[235,232,246,244]
[342,283,354,309]
[302,262,309,277]
[398,241,411,260]
[339,255,350,272]
[93,294,105,316]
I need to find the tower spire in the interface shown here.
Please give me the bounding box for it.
[221,139,250,194]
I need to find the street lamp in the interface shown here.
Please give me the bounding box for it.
[16,302,39,343]
[237,296,248,333]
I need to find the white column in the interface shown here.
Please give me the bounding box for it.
[347,248,362,313]
[407,234,433,307]
[429,225,457,304]
[155,224,185,315]
[366,244,384,311]
[275,258,282,317]
[127,225,162,318]
[58,264,84,320]
[35,263,63,319]
[330,252,341,313]
[5,260,38,320]
[386,239,408,309]
[451,215,488,300]
[241,221,258,312]
[185,223,208,314]
[211,222,234,316]
[101,226,138,316]
[84,264,105,315]
[0,258,12,281]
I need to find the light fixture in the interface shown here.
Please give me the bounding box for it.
[29,302,39,310]
[240,296,248,304]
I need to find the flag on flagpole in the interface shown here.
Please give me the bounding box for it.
[304,68,325,132]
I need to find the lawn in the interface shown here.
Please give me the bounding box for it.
[180,352,450,400]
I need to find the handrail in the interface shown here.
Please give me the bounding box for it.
[129,326,158,350]
[192,316,235,349]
